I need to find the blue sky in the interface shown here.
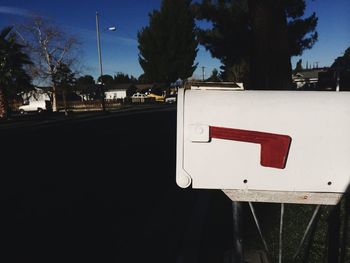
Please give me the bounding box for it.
[0,0,349,80]
[294,0,350,68]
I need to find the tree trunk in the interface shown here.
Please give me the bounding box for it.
[62,88,68,116]
[52,84,57,112]
[100,85,106,111]
[248,0,292,90]
[0,88,9,119]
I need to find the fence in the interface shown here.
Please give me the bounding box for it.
[57,100,122,112]
[10,97,160,113]
[10,101,23,111]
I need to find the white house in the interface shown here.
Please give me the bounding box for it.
[292,68,328,89]
[105,89,127,100]
[20,87,51,103]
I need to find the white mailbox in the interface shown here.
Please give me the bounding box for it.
[176,83,350,205]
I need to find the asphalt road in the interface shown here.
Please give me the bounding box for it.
[1,106,234,263]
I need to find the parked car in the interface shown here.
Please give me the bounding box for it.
[131,92,147,103]
[146,93,165,102]
[131,92,146,98]
[19,100,52,114]
[165,95,177,104]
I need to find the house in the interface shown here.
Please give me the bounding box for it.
[292,68,329,90]
[105,89,127,100]
[135,84,153,94]
[104,83,135,100]
[20,87,51,103]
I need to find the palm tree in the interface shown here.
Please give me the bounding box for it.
[0,26,32,119]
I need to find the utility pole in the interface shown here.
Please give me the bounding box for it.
[201,66,205,81]
[96,11,106,111]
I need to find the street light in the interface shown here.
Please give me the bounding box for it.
[95,11,116,111]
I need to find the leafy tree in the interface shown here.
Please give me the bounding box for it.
[97,74,114,88]
[138,0,198,85]
[222,60,250,83]
[126,85,137,97]
[294,59,303,73]
[331,47,350,72]
[0,26,32,118]
[206,68,222,82]
[137,74,148,84]
[331,47,350,90]
[75,75,98,100]
[114,72,137,84]
[96,74,114,110]
[52,63,76,115]
[194,0,318,89]
[76,75,95,91]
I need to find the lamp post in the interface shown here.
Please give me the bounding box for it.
[95,11,116,111]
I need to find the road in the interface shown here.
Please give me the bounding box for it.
[1,105,234,263]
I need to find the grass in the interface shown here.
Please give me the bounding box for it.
[240,201,350,263]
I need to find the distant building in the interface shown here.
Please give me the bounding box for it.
[105,89,127,100]
[292,68,329,90]
[293,67,350,91]
[20,87,51,103]
[104,83,139,100]
[135,84,153,94]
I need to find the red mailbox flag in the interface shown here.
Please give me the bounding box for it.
[210,126,292,169]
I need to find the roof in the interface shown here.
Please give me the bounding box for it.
[135,84,153,92]
[105,89,127,93]
[106,83,134,91]
[293,69,329,80]
[34,86,53,92]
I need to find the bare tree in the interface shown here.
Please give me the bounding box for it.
[19,17,79,111]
